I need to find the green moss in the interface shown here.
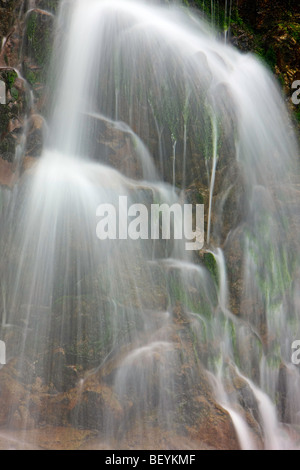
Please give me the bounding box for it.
[266,354,282,369]
[25,69,39,86]
[230,8,245,27]
[168,277,194,309]
[278,20,300,43]
[226,319,241,368]
[2,69,17,89]
[203,252,218,284]
[188,0,244,32]
[0,106,10,134]
[264,47,277,70]
[26,11,53,68]
[277,74,285,87]
[10,87,18,100]
[38,0,60,13]
[0,135,16,161]
[245,218,295,312]
[196,192,204,204]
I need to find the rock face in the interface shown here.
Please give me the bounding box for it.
[0,308,243,450]
[231,0,300,124]
[0,68,26,158]
[0,0,298,179]
[0,1,23,57]
[75,113,151,179]
[0,2,59,187]
[22,9,55,107]
[190,0,299,126]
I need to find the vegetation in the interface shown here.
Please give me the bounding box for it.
[203,252,218,284]
[26,11,53,68]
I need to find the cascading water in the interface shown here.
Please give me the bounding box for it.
[0,0,299,450]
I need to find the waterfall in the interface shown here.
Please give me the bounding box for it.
[0,0,299,450]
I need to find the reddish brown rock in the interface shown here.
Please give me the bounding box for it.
[0,157,16,187]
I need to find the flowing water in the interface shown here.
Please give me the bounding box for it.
[0,0,300,450]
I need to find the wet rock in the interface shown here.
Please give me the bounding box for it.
[22,155,39,173]
[22,9,54,106]
[44,348,79,393]
[69,381,124,432]
[66,317,241,449]
[187,398,241,450]
[10,404,36,430]
[230,0,300,127]
[39,392,73,427]
[23,9,54,69]
[0,157,16,187]
[0,25,23,68]
[0,360,38,429]
[77,114,148,179]
[0,1,23,63]
[24,113,45,159]
[229,374,261,425]
[34,0,60,13]
[0,68,26,168]
[0,426,96,450]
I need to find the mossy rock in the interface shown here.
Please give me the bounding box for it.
[0,105,10,135]
[203,252,218,283]
[35,0,60,13]
[22,8,55,103]
[0,68,26,163]
[24,10,54,68]
[0,1,23,45]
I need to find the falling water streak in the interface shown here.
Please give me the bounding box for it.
[222,405,257,450]
[0,431,40,450]
[1,36,6,50]
[14,117,31,175]
[208,372,257,450]
[182,123,187,190]
[236,369,293,450]
[115,88,119,121]
[207,115,218,245]
[172,138,177,188]
[205,247,284,450]
[157,126,164,177]
[149,100,164,175]
[224,0,233,43]
[213,247,228,311]
[213,184,233,245]
[224,0,228,43]
[211,0,214,27]
[1,282,7,328]
[224,0,228,36]
[228,0,232,39]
